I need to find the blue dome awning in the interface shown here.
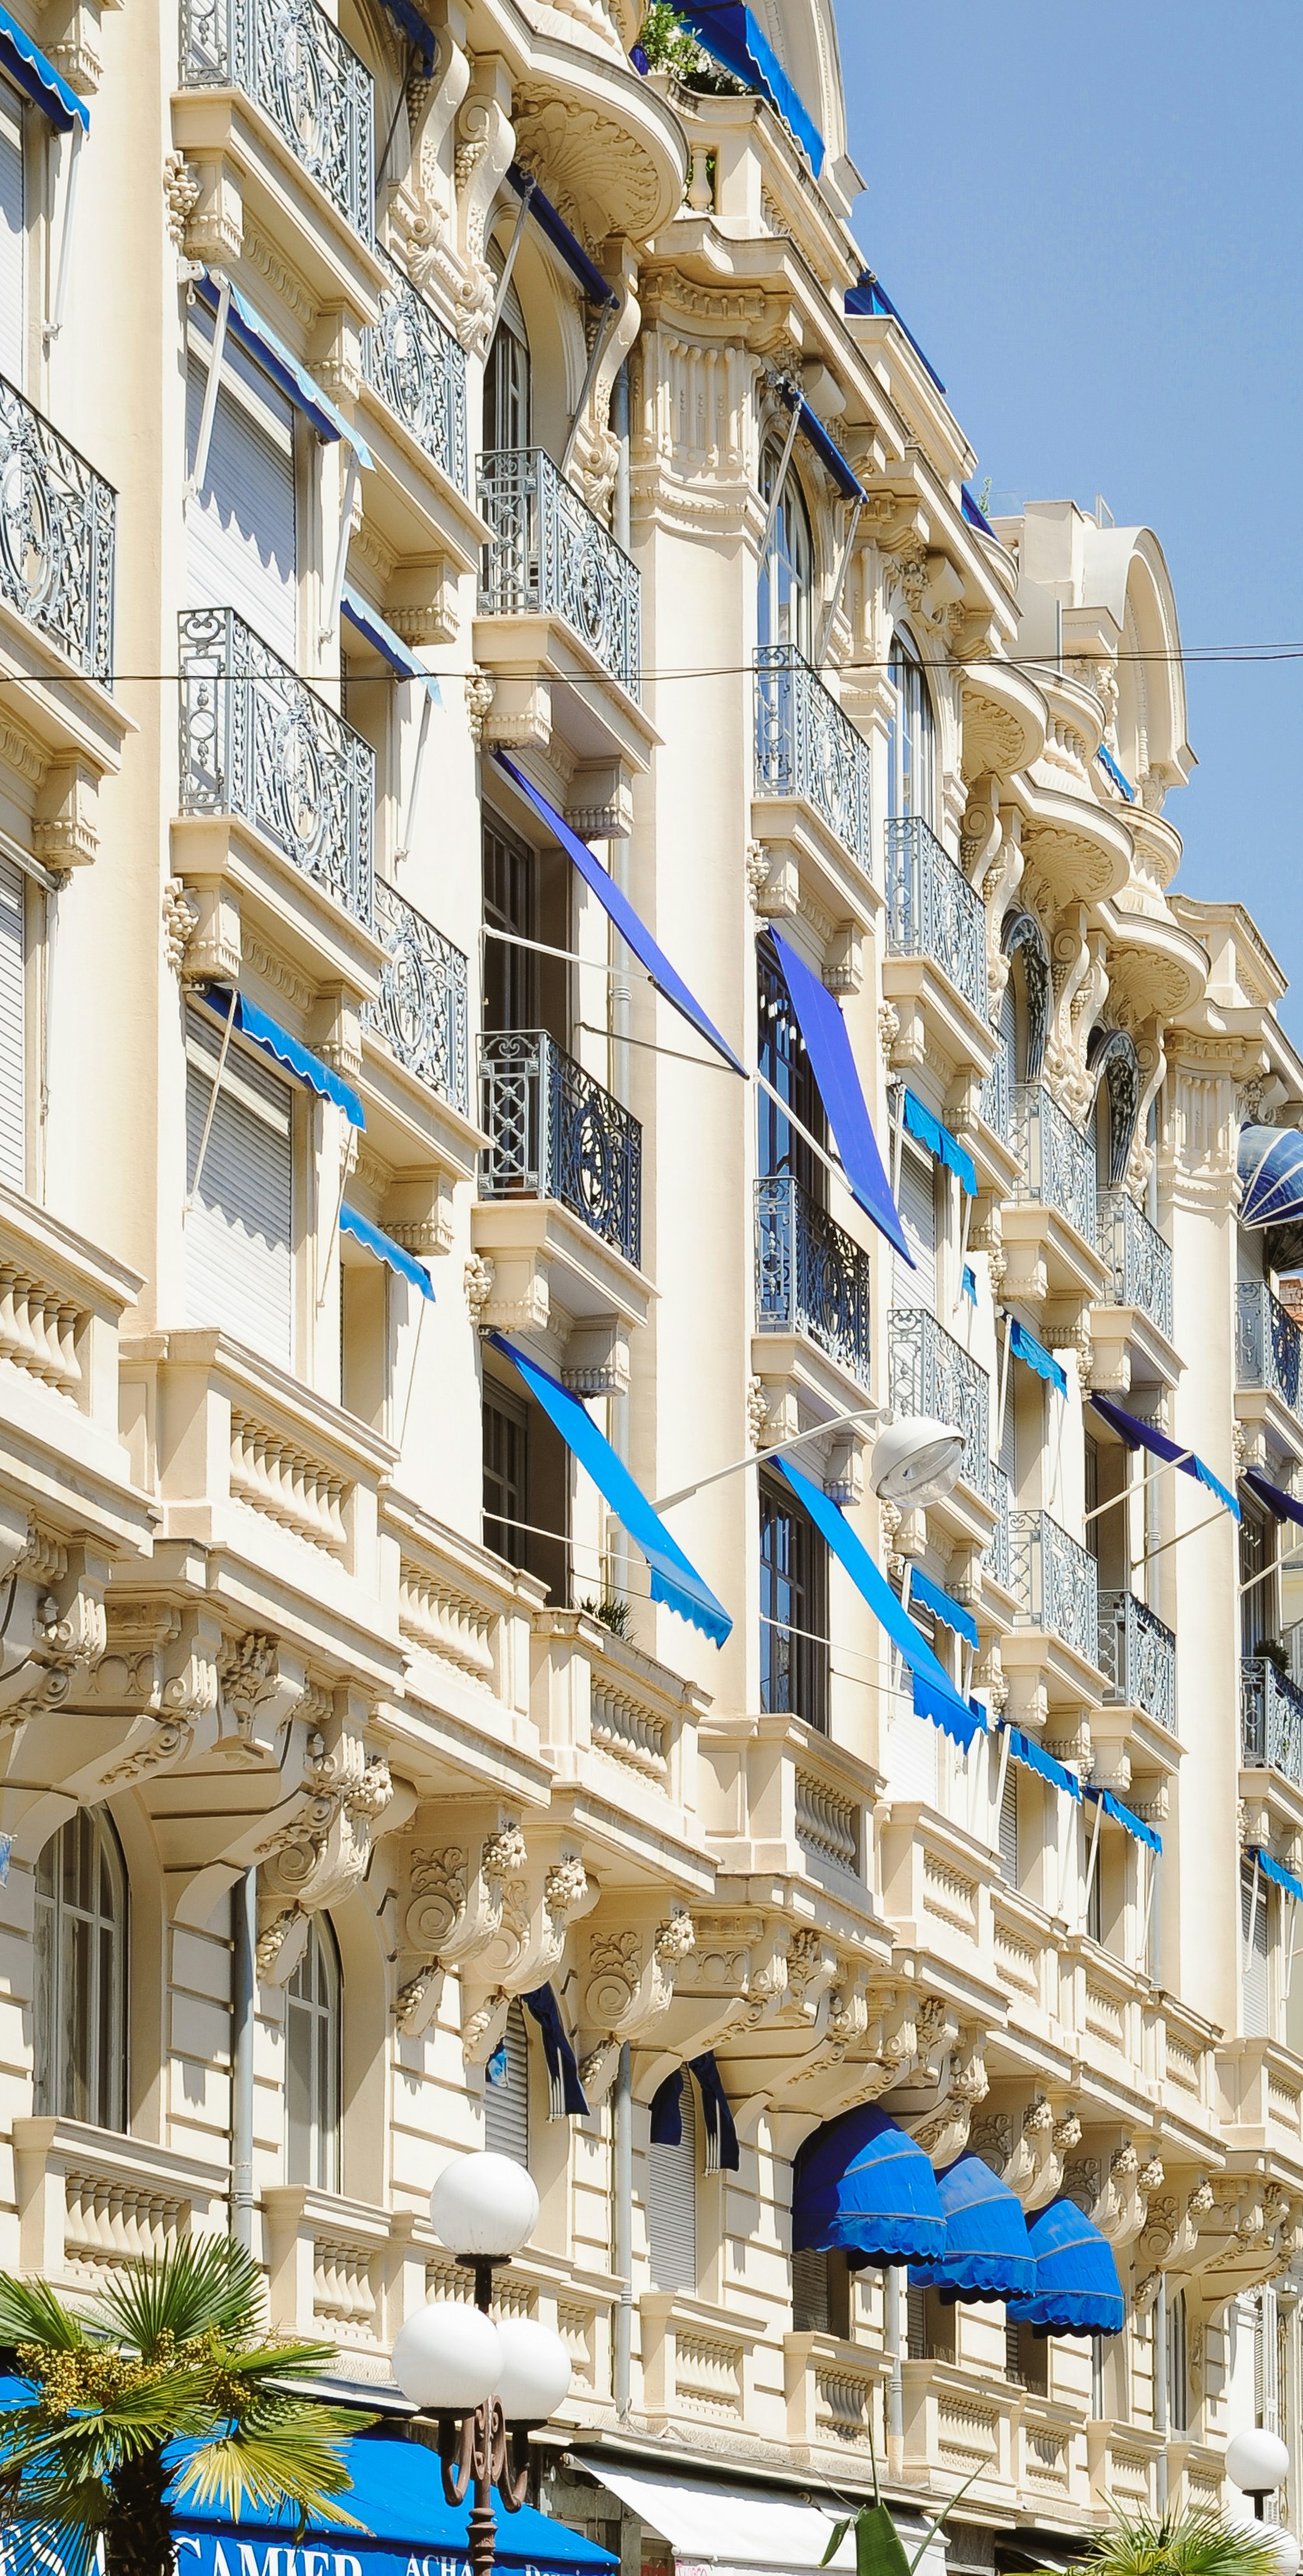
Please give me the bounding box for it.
[1239,1124,1303,1228]
[792,2104,946,2265]
[1005,2195,1125,2337]
[908,2152,1036,2302]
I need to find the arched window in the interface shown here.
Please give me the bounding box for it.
[286,1916,342,2191]
[1000,911,1051,1086]
[759,435,814,660]
[484,266,530,455]
[1088,1028,1141,1187]
[888,632,935,825]
[33,1807,128,2132]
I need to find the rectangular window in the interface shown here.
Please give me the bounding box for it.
[484,1996,530,2167]
[792,2247,850,2339]
[483,812,539,1035]
[894,1140,937,1311]
[648,2067,696,2294]
[907,2283,954,2363]
[998,1764,1020,1891]
[759,1469,828,1731]
[184,1005,294,1366]
[1005,2317,1048,2394]
[1167,2286,1189,2433]
[186,308,298,660]
[0,79,23,388]
[0,852,26,1189]
[1242,1857,1270,2039]
[757,941,826,1204]
[484,1382,528,1569]
[340,1248,389,1431]
[483,1374,570,1604]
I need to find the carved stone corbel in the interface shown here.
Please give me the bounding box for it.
[460,1841,598,2064]
[255,1703,395,1984]
[453,58,513,354]
[578,1903,696,2103]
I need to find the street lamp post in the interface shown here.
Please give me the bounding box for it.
[392,2152,573,2576]
[1227,2427,1291,2523]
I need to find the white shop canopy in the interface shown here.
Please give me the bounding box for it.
[576,2462,947,2576]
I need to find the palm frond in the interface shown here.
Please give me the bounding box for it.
[0,2272,88,2353]
[1076,2507,1285,2576]
[88,2236,266,2356]
[172,2416,364,2530]
[212,2338,343,2388]
[0,2487,108,2576]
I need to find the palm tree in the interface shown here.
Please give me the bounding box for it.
[0,2234,369,2576]
[1070,2508,1287,2576]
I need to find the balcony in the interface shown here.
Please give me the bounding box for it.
[178,0,374,244]
[889,1304,991,1505]
[884,815,988,1019]
[0,375,114,684]
[368,879,468,1115]
[1013,1085,1097,1245]
[985,1462,1013,1592]
[1097,1188,1173,1339]
[1011,1509,1099,1670]
[1004,1083,1105,1308]
[980,1037,1011,1147]
[178,607,375,930]
[1237,1281,1302,1416]
[480,1031,640,1269]
[753,646,873,875]
[1241,1656,1303,1788]
[362,248,467,495]
[477,446,640,702]
[1098,1589,1176,1731]
[755,1176,871,1388]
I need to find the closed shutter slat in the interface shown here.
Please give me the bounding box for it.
[1241,1862,1270,2038]
[185,1006,292,1364]
[186,340,298,661]
[648,2071,696,2293]
[0,853,26,1190]
[484,1997,530,2167]
[894,1143,936,1310]
[0,83,23,389]
[998,1768,1019,1888]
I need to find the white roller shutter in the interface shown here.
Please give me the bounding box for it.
[0,853,23,1188]
[0,81,23,389]
[888,1697,937,1807]
[648,2070,696,2294]
[484,1997,530,2166]
[1241,1860,1270,2039]
[998,1765,1019,1889]
[187,317,298,662]
[894,1142,937,1310]
[185,1005,293,1364]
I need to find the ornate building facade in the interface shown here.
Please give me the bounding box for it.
[0,0,1301,2564]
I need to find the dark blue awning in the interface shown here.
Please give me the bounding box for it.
[1084,1782,1161,1854]
[1245,1466,1303,1530]
[342,586,442,700]
[1239,1123,1303,1227]
[961,485,995,538]
[523,1983,589,2118]
[375,0,435,73]
[1006,2197,1124,2337]
[792,2104,946,2264]
[909,1565,978,1652]
[1090,1391,1240,1521]
[777,1460,980,1744]
[200,989,365,1129]
[196,273,374,469]
[1250,1847,1303,1905]
[491,1336,731,1645]
[776,382,867,506]
[909,2152,1037,2303]
[650,2053,739,2173]
[1009,1316,1067,1398]
[771,930,910,1259]
[494,752,744,1076]
[507,161,618,308]
[677,5,824,172]
[0,3,87,131]
[340,1204,434,1301]
[901,1087,976,1197]
[1002,1725,1081,1802]
[845,271,946,394]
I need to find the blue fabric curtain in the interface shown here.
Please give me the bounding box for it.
[901,1089,977,1197]
[197,273,374,468]
[0,5,86,130]
[1009,1317,1067,1399]
[775,1460,977,1742]
[342,588,442,699]
[676,5,824,171]
[908,1566,979,1652]
[1084,1782,1161,1854]
[1003,1726,1081,1801]
[523,1984,589,2118]
[507,162,619,308]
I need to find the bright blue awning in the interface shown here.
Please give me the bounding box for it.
[910,1565,978,1652]
[342,586,442,701]
[1250,1848,1303,1905]
[909,2152,1037,2303]
[197,273,375,470]
[494,752,745,1077]
[1002,1725,1081,1802]
[962,1262,977,1305]
[901,1088,977,1197]
[1239,1123,1303,1227]
[1245,1466,1303,1530]
[1096,744,1136,803]
[793,2104,946,2264]
[490,1335,731,1645]
[1006,2197,1124,2337]
[678,5,824,172]
[776,1459,978,1743]
[1009,1317,1067,1398]
[845,270,946,394]
[775,382,866,506]
[0,4,87,130]
[375,0,435,73]
[961,485,996,538]
[1085,1782,1161,1854]
[340,1204,434,1301]
[1090,1392,1240,1521]
[507,161,618,308]
[523,1983,589,2118]
[771,929,910,1260]
[200,989,365,1129]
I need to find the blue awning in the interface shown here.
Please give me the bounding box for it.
[523,1983,589,2118]
[1250,1848,1303,1905]
[340,1204,435,1301]
[200,989,365,1129]
[375,0,435,74]
[1002,1725,1082,1802]
[776,382,867,507]
[650,2053,739,2173]
[962,1263,978,1306]
[909,1565,978,1653]
[771,929,910,1260]
[494,752,745,1077]
[197,273,375,470]
[1090,1391,1240,1521]
[792,2104,946,2264]
[342,586,442,701]
[901,1088,977,1197]
[1239,1124,1303,1228]
[1006,2197,1125,2338]
[1009,1317,1067,1398]
[1084,1782,1161,1854]
[1245,1466,1303,1530]
[845,270,946,394]
[909,2152,1037,2302]
[677,5,824,173]
[0,4,87,130]
[776,1459,979,1744]
[1096,744,1136,803]
[961,485,996,539]
[490,1335,731,1645]
[507,161,618,308]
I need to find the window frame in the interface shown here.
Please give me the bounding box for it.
[887,628,936,825]
[33,1805,129,2134]
[285,1913,343,2193]
[759,433,815,661]
[759,1467,829,1732]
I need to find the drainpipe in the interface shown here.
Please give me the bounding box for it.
[613,2043,633,2416]
[885,2265,904,2477]
[230,1869,256,2249]
[1154,2273,1169,2509]
[607,356,633,1605]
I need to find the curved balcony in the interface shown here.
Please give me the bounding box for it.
[1098,1589,1176,1731]
[480,1031,640,1268]
[889,1304,991,1505]
[755,1177,871,1388]
[179,0,374,244]
[1241,1656,1303,1788]
[368,881,468,1115]
[1237,1280,1302,1418]
[0,375,114,684]
[362,250,467,494]
[1010,1509,1099,1669]
[477,447,640,702]
[884,815,987,1019]
[1097,1186,1174,1342]
[753,647,873,875]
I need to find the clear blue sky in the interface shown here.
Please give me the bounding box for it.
[836,0,1303,1043]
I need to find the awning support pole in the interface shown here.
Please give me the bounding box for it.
[188,273,231,499]
[185,994,238,1212]
[488,180,534,340]
[996,1311,1012,1473]
[884,2264,904,2476]
[44,119,83,347]
[1083,1795,1104,1923]
[562,300,620,479]
[396,682,433,863]
[321,448,361,648]
[759,396,802,564]
[815,498,863,669]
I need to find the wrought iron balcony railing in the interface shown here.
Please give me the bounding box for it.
[477,447,640,700]
[889,1304,991,1504]
[755,1176,871,1387]
[980,1034,1011,1145]
[884,815,988,1018]
[1097,1186,1174,1342]
[1010,1509,1099,1669]
[753,646,873,872]
[984,1463,1012,1592]
[1013,1084,1098,1248]
[179,0,374,243]
[1097,1589,1176,1731]
[368,879,468,1114]
[1236,1279,1303,1416]
[481,1030,641,1268]
[363,249,467,493]
[1241,1656,1303,1786]
[178,607,374,927]
[0,375,114,683]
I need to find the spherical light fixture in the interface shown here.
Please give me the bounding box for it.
[429,2152,541,2261]
[493,2316,572,2425]
[391,2302,502,2414]
[872,1416,966,1509]
[1227,2429,1291,2500]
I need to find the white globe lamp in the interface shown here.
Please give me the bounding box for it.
[872,1416,966,1509]
[494,2316,572,2426]
[1227,2426,1291,2518]
[429,2151,540,2261]
[391,2302,502,2415]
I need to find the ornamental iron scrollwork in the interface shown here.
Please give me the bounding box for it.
[363,250,468,493]
[1241,1656,1303,1785]
[1010,1508,1099,1670]
[884,814,988,1017]
[368,879,469,1113]
[755,1174,872,1386]
[1236,1279,1302,1414]
[1013,1082,1098,1248]
[0,375,114,683]
[1097,1589,1176,1730]
[180,0,374,243]
[889,1303,991,1504]
[477,447,640,700]
[480,1029,641,1267]
[1097,1186,1173,1339]
[754,645,873,872]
